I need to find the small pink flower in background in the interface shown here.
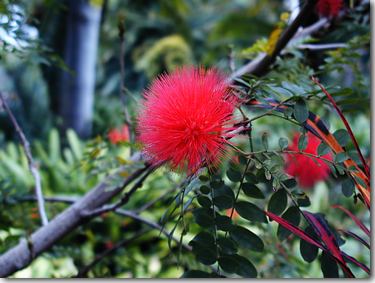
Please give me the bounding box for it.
[316,0,343,17]
[137,67,237,173]
[226,208,239,219]
[284,132,332,189]
[105,241,114,250]
[108,125,130,144]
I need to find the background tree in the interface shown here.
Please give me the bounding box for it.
[0,0,370,278]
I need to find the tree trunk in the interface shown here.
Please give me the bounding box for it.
[58,0,102,138]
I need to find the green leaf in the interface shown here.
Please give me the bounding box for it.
[229,226,264,252]
[215,215,233,232]
[199,175,209,182]
[335,152,348,163]
[320,251,339,278]
[193,208,214,227]
[235,201,267,223]
[268,189,287,215]
[233,255,257,278]
[297,195,311,207]
[245,173,258,184]
[298,134,308,151]
[197,195,212,208]
[333,129,350,147]
[213,185,235,210]
[217,237,237,255]
[189,231,215,247]
[282,178,297,188]
[218,256,238,273]
[242,183,265,199]
[279,137,288,150]
[300,226,319,263]
[277,206,301,240]
[67,129,83,160]
[317,142,330,156]
[194,248,218,265]
[210,180,224,189]
[190,232,217,265]
[342,178,354,197]
[200,185,210,194]
[227,169,242,182]
[293,99,309,123]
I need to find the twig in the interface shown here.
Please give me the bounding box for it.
[20,195,79,204]
[298,43,347,50]
[116,209,191,251]
[0,164,150,277]
[0,91,48,226]
[83,165,155,217]
[227,0,331,82]
[20,194,192,277]
[76,207,193,277]
[294,18,329,38]
[19,194,190,248]
[311,77,370,177]
[248,149,345,171]
[134,185,179,213]
[242,0,319,77]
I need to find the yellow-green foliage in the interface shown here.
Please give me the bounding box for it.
[240,38,268,59]
[134,35,193,79]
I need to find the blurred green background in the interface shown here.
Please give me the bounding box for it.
[0,0,370,278]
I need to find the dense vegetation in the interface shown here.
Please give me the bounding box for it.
[0,0,370,278]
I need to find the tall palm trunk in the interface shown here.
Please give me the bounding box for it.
[59,0,102,138]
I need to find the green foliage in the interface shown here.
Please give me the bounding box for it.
[0,0,370,279]
[134,35,193,79]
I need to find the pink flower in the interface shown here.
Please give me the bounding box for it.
[108,125,130,144]
[316,0,343,17]
[137,67,237,172]
[226,208,239,219]
[284,132,332,188]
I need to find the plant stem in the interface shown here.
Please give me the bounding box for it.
[0,92,48,226]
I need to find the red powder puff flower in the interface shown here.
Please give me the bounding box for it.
[108,125,130,144]
[137,67,237,173]
[284,132,332,188]
[316,0,343,17]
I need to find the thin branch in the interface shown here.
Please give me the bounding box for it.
[20,195,79,204]
[20,194,190,249]
[82,165,155,217]
[0,164,150,277]
[0,91,48,226]
[311,77,370,177]
[228,0,319,81]
[248,149,345,170]
[248,97,294,123]
[298,43,348,50]
[20,194,192,278]
[134,184,179,213]
[115,209,191,251]
[294,18,329,38]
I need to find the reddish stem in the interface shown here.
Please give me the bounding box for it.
[311,76,370,177]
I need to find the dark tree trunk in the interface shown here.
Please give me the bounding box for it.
[58,0,102,138]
